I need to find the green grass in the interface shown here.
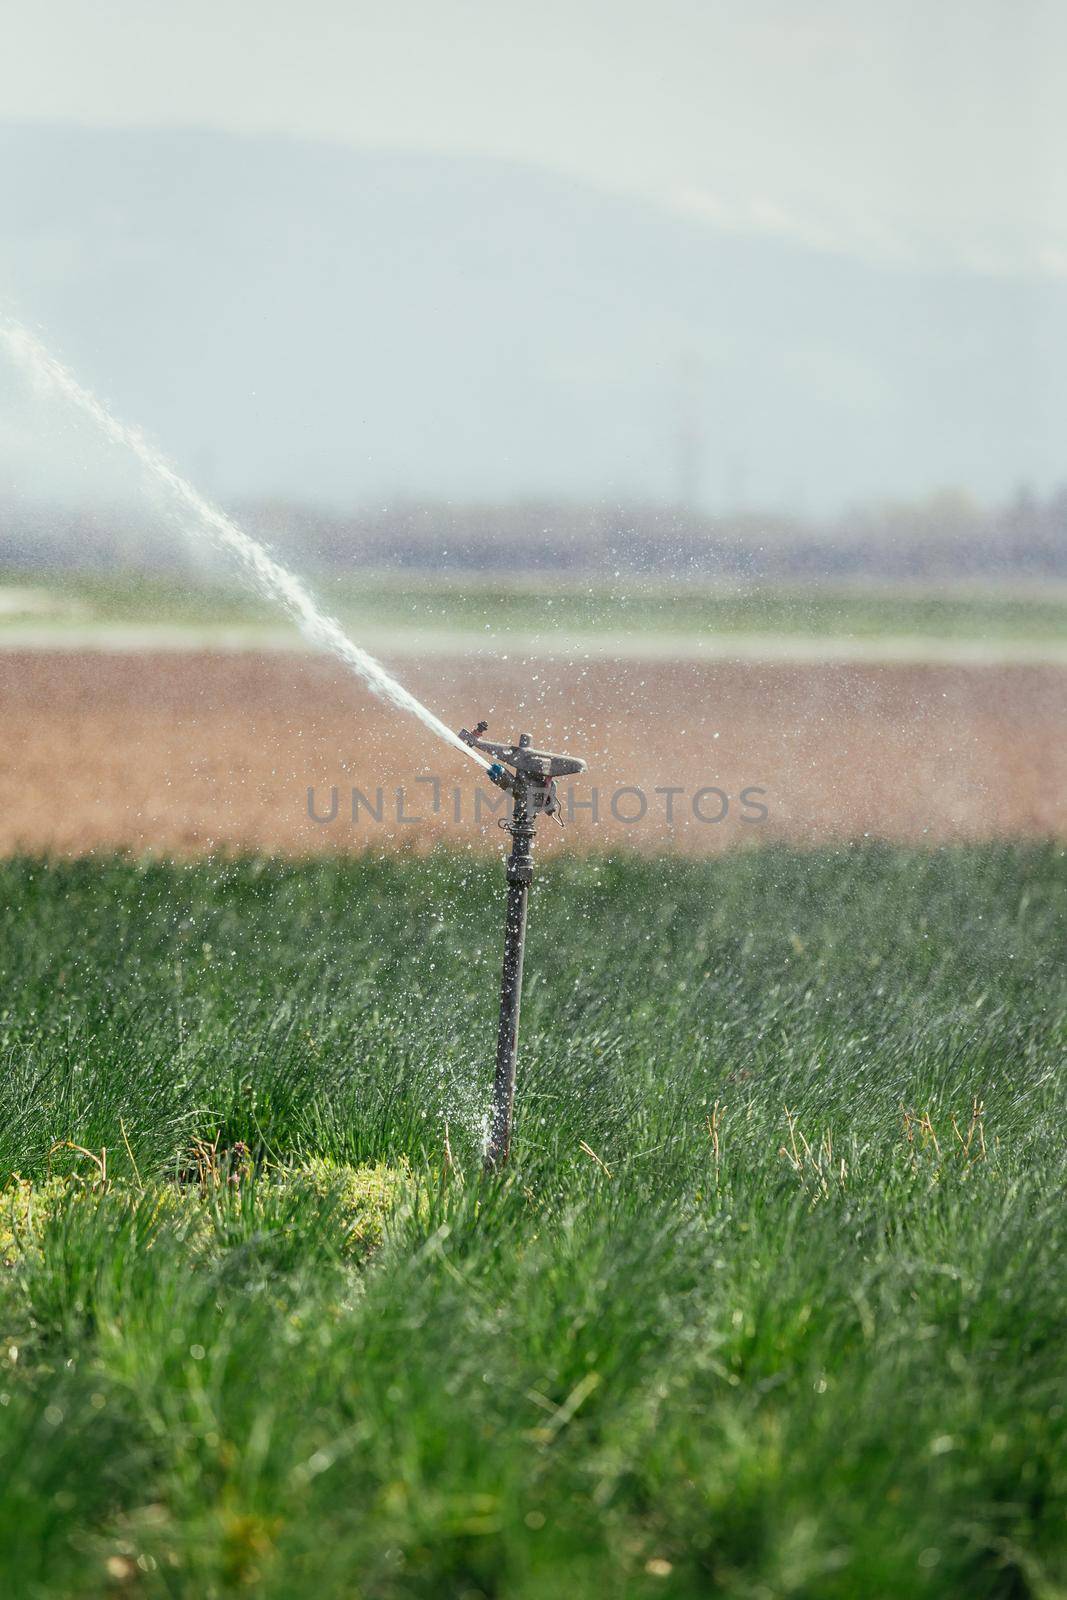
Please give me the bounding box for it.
[3,567,1067,644]
[0,845,1064,1597]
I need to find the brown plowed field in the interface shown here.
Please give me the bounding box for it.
[1,650,1064,856]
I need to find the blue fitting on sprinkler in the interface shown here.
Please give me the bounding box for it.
[488,761,506,783]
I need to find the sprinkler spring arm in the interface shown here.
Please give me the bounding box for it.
[459,724,586,1170]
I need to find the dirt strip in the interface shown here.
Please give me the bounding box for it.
[1,650,1064,855]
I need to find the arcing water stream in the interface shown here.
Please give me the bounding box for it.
[0,322,489,772]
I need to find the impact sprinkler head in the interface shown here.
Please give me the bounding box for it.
[459,719,587,1171]
[459,724,586,822]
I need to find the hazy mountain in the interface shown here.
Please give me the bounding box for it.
[1,123,1064,513]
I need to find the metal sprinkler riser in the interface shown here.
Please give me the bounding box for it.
[458,724,587,1171]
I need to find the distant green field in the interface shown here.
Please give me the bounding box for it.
[2,568,1067,647]
[0,845,1064,1595]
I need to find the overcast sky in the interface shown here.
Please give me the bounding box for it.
[4,0,1067,278]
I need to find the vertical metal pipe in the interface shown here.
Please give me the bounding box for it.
[486,876,528,1170]
[485,771,534,1172]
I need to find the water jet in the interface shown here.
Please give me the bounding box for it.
[0,322,490,774]
[1,322,589,1171]
[459,722,587,1170]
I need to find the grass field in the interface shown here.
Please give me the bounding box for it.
[2,569,1067,651]
[0,845,1064,1596]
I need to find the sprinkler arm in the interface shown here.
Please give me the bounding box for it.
[458,727,586,781]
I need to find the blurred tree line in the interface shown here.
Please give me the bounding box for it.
[2,485,1066,583]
